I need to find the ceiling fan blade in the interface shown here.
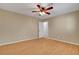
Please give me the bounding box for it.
[45,12,50,15]
[32,11,40,12]
[46,7,53,10]
[37,5,41,8]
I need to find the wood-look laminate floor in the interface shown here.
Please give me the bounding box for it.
[0,38,79,55]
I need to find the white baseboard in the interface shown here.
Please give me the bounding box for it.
[46,37,79,46]
[0,37,79,46]
[0,37,38,46]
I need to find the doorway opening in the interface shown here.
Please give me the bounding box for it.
[39,21,48,37]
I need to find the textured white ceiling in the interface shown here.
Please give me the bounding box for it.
[0,3,79,20]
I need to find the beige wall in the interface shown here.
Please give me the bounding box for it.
[48,11,79,44]
[0,9,38,45]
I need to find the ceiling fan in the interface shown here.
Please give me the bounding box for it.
[32,4,53,16]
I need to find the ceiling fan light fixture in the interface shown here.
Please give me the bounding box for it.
[39,12,45,15]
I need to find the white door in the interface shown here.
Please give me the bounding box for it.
[39,21,48,37]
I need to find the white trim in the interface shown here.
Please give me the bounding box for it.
[0,37,79,46]
[0,37,38,46]
[46,37,79,46]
